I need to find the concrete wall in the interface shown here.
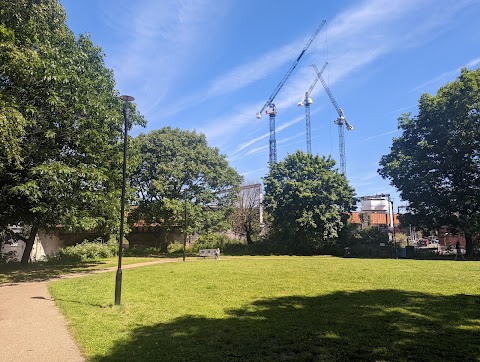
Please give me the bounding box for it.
[1,229,105,262]
[0,231,56,262]
[2,225,210,262]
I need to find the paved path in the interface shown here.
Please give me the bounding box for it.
[0,259,179,362]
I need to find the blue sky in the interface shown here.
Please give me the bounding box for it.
[60,0,480,208]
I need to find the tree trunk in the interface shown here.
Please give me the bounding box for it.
[246,231,252,245]
[21,226,39,265]
[465,232,474,258]
[244,222,253,245]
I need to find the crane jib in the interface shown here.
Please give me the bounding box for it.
[256,19,326,118]
[296,49,306,62]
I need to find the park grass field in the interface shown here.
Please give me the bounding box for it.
[48,256,480,361]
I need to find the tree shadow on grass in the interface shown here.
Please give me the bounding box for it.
[0,261,105,285]
[92,290,480,362]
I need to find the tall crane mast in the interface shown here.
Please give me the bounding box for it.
[256,20,326,164]
[312,64,353,175]
[297,62,328,154]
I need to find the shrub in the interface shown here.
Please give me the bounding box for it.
[191,234,233,252]
[0,250,17,264]
[394,232,408,247]
[57,238,118,262]
[358,227,390,246]
[124,246,162,257]
[167,242,184,254]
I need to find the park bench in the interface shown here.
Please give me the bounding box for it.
[199,249,220,259]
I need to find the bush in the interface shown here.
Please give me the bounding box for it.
[0,250,17,264]
[57,238,118,262]
[167,242,184,254]
[191,234,235,252]
[124,246,162,257]
[358,227,390,246]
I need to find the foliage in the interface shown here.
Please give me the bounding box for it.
[192,233,237,251]
[329,223,393,257]
[124,246,163,257]
[49,258,480,361]
[358,227,390,246]
[130,128,242,236]
[379,68,480,256]
[0,250,17,264]
[0,0,144,263]
[395,232,408,247]
[166,242,184,254]
[56,238,118,262]
[231,182,262,244]
[263,151,356,254]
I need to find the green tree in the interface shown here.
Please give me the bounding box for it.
[263,151,356,253]
[379,68,480,256]
[0,0,144,263]
[130,128,242,239]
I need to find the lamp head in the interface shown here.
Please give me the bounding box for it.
[120,95,135,102]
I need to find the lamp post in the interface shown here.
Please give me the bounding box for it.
[182,187,190,262]
[183,196,187,262]
[115,95,134,306]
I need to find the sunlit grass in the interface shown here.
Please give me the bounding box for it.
[49,256,480,361]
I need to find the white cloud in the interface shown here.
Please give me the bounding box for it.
[359,130,400,143]
[410,56,480,93]
[206,42,301,100]
[100,0,229,116]
[198,0,457,148]
[102,0,476,159]
[240,167,267,177]
[384,105,417,117]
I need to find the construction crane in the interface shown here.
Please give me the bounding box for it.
[312,64,353,175]
[256,20,326,164]
[297,62,328,154]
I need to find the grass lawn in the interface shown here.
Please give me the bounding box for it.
[0,256,163,284]
[48,256,480,361]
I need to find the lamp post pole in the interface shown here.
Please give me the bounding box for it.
[115,95,134,306]
[183,196,187,262]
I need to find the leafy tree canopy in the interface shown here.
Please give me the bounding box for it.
[0,0,144,262]
[379,68,480,255]
[130,127,242,235]
[263,151,357,253]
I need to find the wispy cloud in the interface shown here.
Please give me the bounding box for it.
[206,42,301,100]
[101,0,476,162]
[100,0,229,116]
[410,56,480,93]
[384,105,417,117]
[241,168,267,177]
[360,130,400,143]
[350,170,379,188]
[197,0,470,150]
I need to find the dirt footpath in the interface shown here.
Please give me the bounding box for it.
[0,281,85,362]
[0,258,180,362]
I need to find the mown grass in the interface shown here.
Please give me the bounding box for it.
[49,256,480,361]
[0,256,163,284]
